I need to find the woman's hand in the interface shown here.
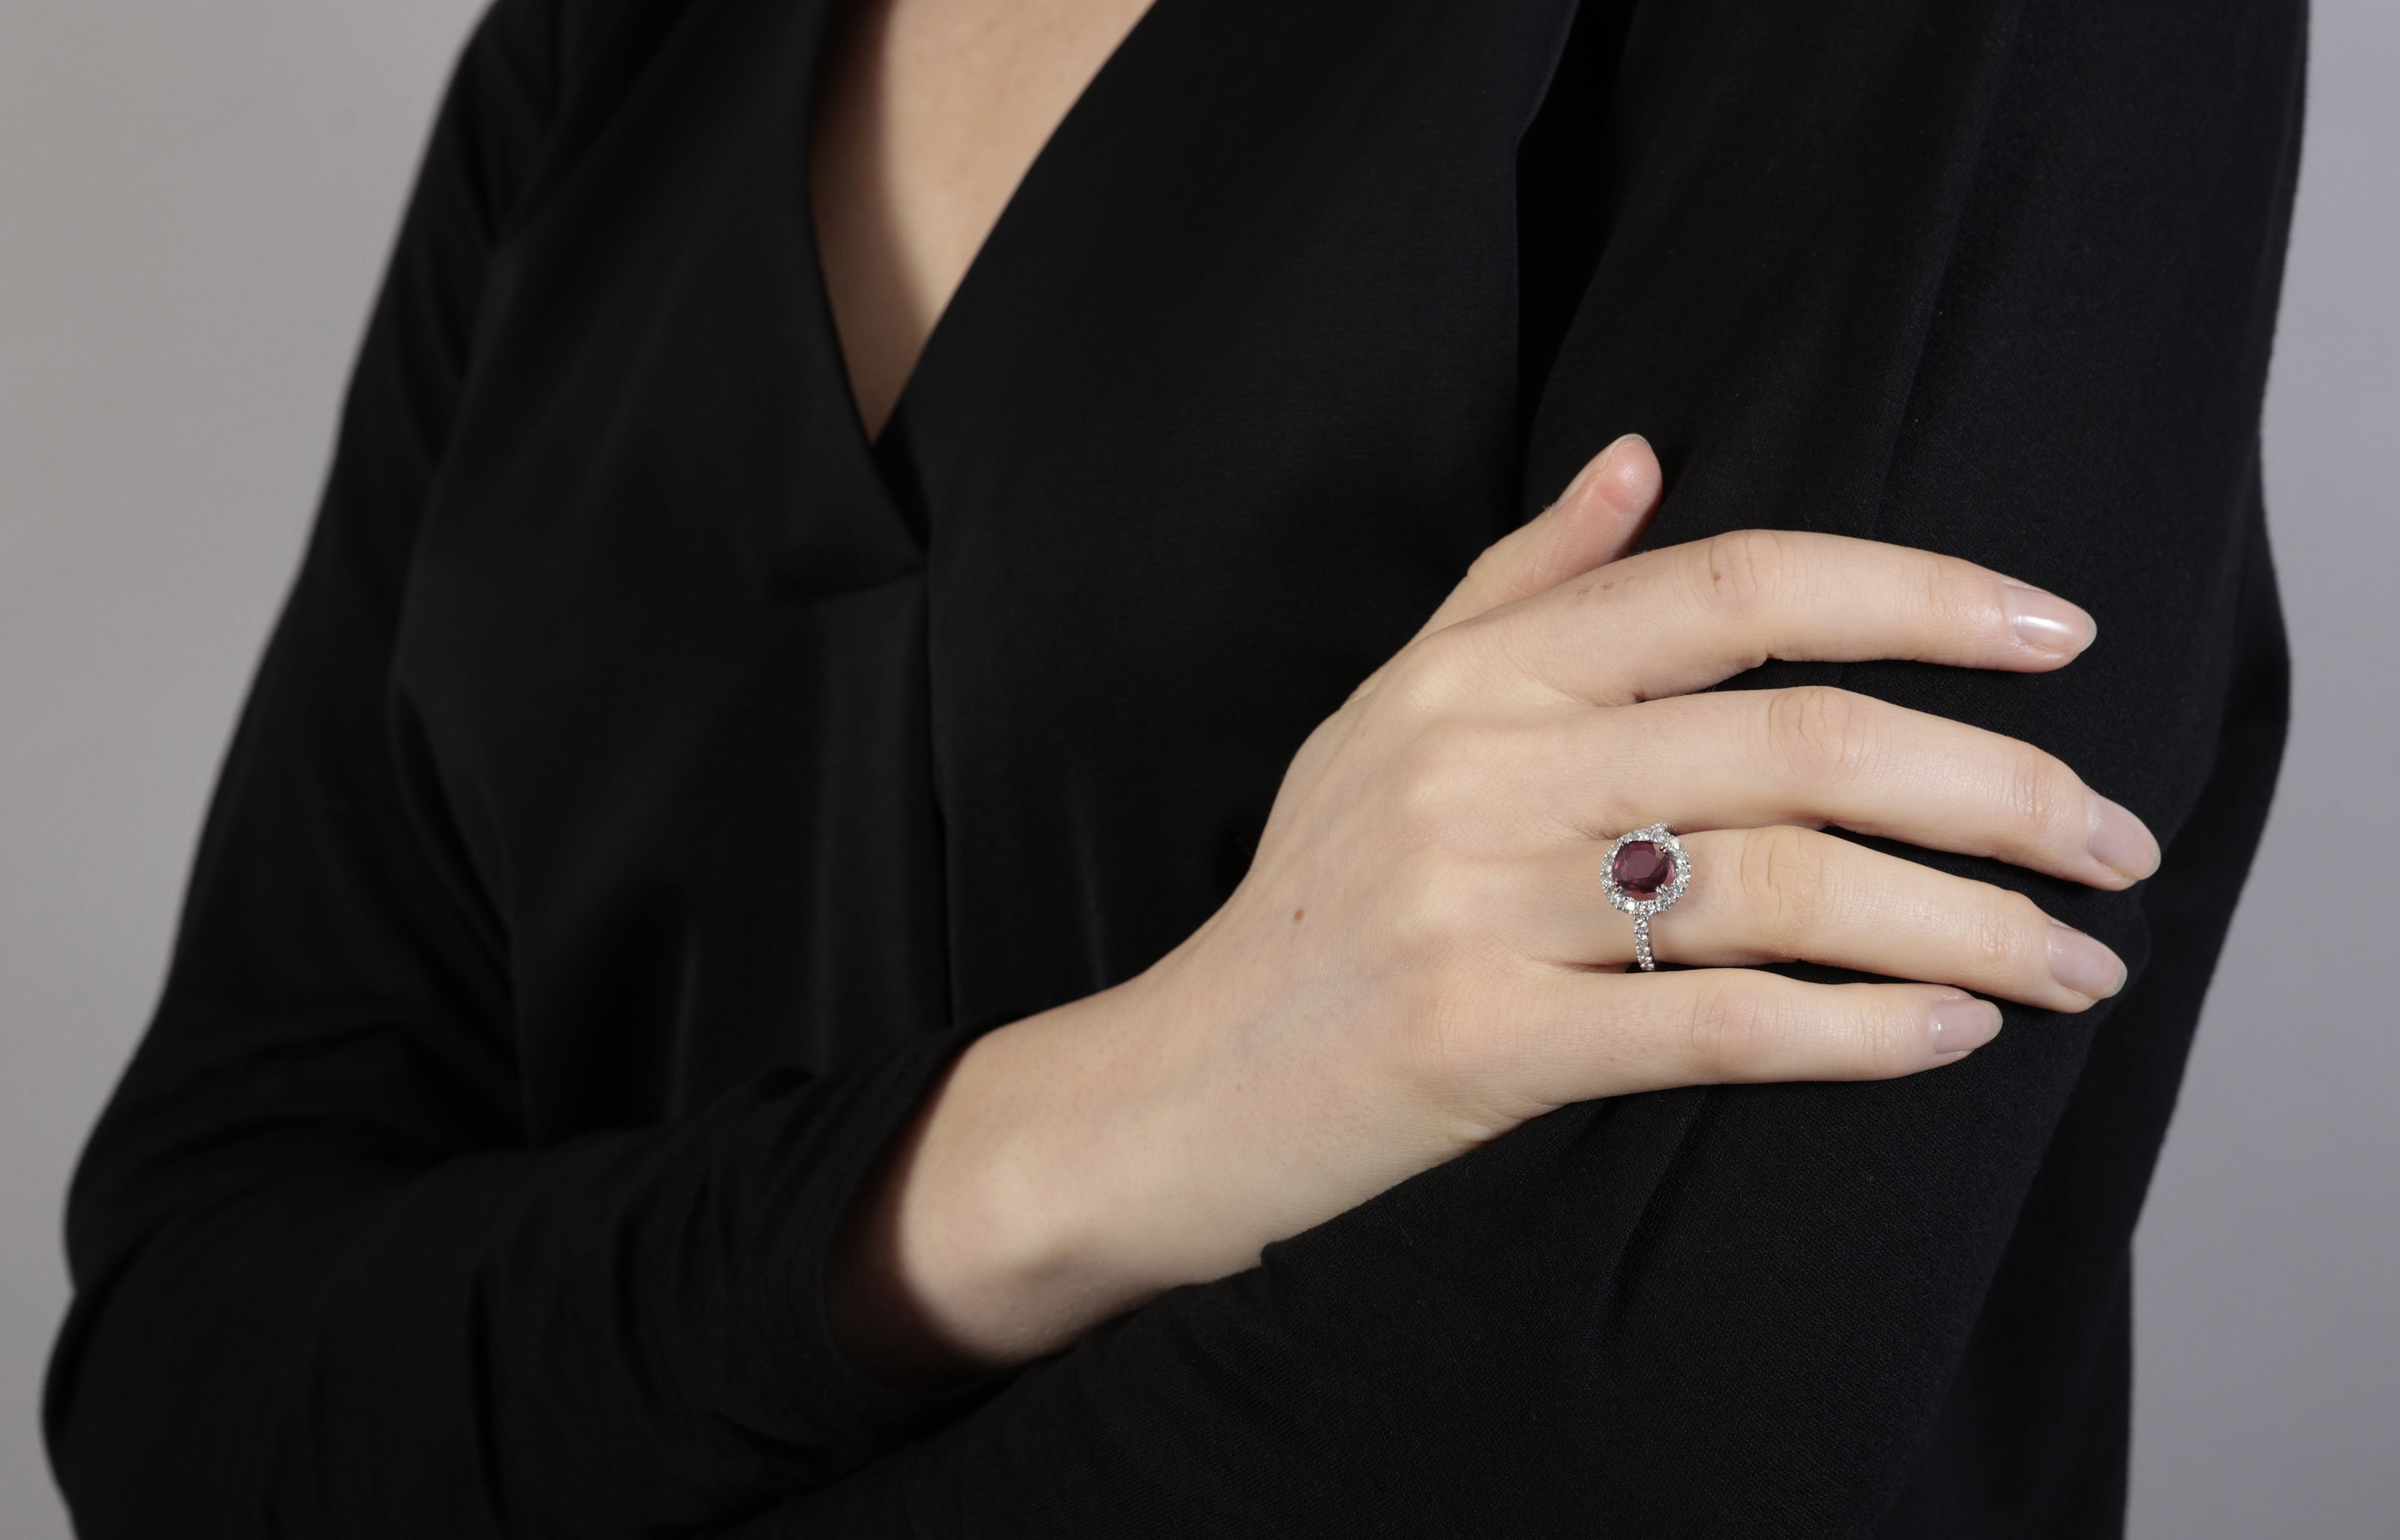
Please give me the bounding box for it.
[829,436,2156,1384]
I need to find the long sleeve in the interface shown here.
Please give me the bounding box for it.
[756,0,2302,1533]
[45,6,987,1535]
[49,0,2302,1533]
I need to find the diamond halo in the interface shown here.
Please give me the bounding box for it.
[1600,822,1691,972]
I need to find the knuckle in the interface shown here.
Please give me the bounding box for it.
[1382,848,1472,951]
[1976,890,2050,978]
[1582,786,1643,845]
[1462,535,1519,594]
[1966,903,2018,978]
[1693,529,1797,619]
[1389,718,1488,833]
[1764,685,1874,783]
[1996,742,2077,846]
[1738,825,1827,960]
[1382,626,1498,721]
[1397,968,1478,1066]
[1918,554,1982,632]
[1850,996,1918,1078]
[1392,952,1522,1105]
[1687,972,1784,1081]
[1392,987,1479,1112]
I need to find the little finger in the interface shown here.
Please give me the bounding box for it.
[1488,970,2001,1115]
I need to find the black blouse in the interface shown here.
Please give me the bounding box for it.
[48,0,2301,1533]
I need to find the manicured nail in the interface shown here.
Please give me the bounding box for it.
[2048,924,2126,999]
[1931,997,2002,1056]
[2002,584,2096,657]
[2086,794,2159,880]
[1560,433,1637,503]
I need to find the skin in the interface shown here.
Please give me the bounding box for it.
[812,0,1156,438]
[811,0,2156,1387]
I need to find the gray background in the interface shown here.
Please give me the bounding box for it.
[1,1,2390,1533]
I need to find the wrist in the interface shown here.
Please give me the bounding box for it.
[829,974,1204,1381]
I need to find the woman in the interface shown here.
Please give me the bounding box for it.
[46,0,2300,1533]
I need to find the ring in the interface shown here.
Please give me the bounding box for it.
[1601,822,1692,972]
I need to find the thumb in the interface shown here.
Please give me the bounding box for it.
[1409,433,1662,644]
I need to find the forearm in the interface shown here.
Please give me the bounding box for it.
[57,1000,986,1535]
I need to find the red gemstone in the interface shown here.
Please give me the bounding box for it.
[1611,840,1672,896]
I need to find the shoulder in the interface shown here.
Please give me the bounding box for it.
[444,0,710,238]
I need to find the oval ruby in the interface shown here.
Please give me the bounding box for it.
[1611,839,1672,897]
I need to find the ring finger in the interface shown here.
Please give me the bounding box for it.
[1516,825,2127,1012]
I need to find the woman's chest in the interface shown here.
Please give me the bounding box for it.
[390,0,1585,1114]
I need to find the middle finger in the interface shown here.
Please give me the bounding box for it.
[1522,687,2158,891]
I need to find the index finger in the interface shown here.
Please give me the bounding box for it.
[1467,529,2097,706]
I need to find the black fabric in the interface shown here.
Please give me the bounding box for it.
[46,0,2301,1533]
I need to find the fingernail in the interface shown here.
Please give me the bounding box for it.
[2002,584,2096,657]
[1931,997,2002,1056]
[2086,794,2159,880]
[2048,924,2126,999]
[1562,434,1636,503]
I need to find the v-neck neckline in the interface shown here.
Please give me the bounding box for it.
[797,0,1175,467]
